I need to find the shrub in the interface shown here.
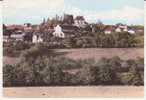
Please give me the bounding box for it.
[20,43,57,62]
[128,65,143,85]
[3,54,144,86]
[108,56,122,72]
[56,57,81,70]
[77,59,97,85]
[3,41,32,57]
[3,65,17,86]
[42,61,64,85]
[96,58,121,85]
[63,72,82,85]
[120,65,143,85]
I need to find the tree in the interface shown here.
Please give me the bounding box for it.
[96,20,105,32]
[77,59,97,85]
[20,43,56,61]
[97,58,120,85]
[129,65,143,85]
[3,41,32,57]
[108,56,122,72]
[3,65,16,86]
[75,36,97,48]
[120,63,143,85]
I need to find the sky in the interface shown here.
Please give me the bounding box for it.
[3,0,144,25]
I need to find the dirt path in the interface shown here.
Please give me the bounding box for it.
[3,86,144,98]
[56,48,144,60]
[3,56,19,65]
[3,48,144,65]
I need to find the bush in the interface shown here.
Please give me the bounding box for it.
[128,65,143,85]
[3,41,32,57]
[96,58,121,85]
[42,60,64,85]
[3,52,144,86]
[75,36,97,48]
[56,57,81,70]
[108,56,122,72]
[20,43,58,62]
[3,65,17,86]
[120,65,143,85]
[77,59,97,85]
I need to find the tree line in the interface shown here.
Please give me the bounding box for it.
[42,31,143,48]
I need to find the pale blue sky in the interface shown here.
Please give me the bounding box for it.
[3,0,144,25]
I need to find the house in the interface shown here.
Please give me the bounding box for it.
[61,24,79,33]
[104,26,115,34]
[128,30,135,34]
[6,25,24,32]
[32,34,43,43]
[3,36,10,42]
[5,25,25,41]
[11,30,25,41]
[32,34,38,43]
[24,23,32,32]
[38,36,43,42]
[115,27,122,32]
[74,16,87,28]
[115,25,128,33]
[3,25,11,42]
[104,29,112,34]
[136,29,143,33]
[63,14,74,25]
[115,24,136,34]
[60,24,79,38]
[52,25,65,38]
[6,24,33,42]
[127,28,135,34]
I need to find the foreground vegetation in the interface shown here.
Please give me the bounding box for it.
[3,44,144,87]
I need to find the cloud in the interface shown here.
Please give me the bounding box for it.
[3,0,64,20]
[3,0,64,10]
[96,6,143,21]
[63,5,143,24]
[3,0,143,25]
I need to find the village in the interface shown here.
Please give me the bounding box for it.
[2,0,144,97]
[3,14,144,44]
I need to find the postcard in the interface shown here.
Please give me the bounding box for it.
[2,0,144,98]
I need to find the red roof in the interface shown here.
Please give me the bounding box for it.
[6,25,24,30]
[104,26,115,31]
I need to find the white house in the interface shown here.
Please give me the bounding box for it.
[11,31,25,41]
[104,30,111,34]
[32,34,38,43]
[32,34,43,43]
[3,36,9,42]
[115,27,122,32]
[128,30,135,34]
[38,36,43,42]
[115,25,128,33]
[123,28,128,32]
[52,25,65,38]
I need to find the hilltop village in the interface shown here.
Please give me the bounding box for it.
[3,14,144,48]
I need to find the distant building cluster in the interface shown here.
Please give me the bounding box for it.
[3,14,144,43]
[104,24,136,34]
